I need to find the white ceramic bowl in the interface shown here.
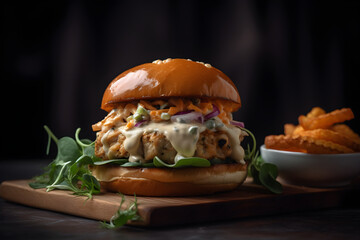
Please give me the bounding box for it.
[260,145,360,187]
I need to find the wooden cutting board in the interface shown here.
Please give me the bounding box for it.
[0,179,356,227]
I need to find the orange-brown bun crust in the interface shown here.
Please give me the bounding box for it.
[101,179,240,197]
[101,58,241,112]
[90,163,247,196]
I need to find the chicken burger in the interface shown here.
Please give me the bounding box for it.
[90,58,249,196]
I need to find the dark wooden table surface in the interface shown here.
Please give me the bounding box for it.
[1,160,359,240]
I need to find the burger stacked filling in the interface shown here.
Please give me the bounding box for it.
[92,98,247,165]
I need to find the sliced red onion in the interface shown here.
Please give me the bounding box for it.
[204,104,220,120]
[134,120,147,127]
[230,120,245,128]
[171,111,204,124]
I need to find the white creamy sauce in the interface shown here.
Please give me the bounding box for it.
[102,120,246,165]
[119,122,206,163]
[219,125,246,164]
[100,128,113,156]
[122,128,144,162]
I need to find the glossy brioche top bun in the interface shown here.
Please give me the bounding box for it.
[101,58,241,112]
[90,163,247,196]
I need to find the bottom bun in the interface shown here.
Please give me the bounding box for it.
[90,163,247,196]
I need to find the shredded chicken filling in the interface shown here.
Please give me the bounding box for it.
[93,98,246,165]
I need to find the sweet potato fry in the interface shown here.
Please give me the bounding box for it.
[284,124,296,135]
[265,135,354,154]
[331,124,360,144]
[298,108,354,130]
[294,128,360,152]
[268,107,359,154]
[306,107,326,118]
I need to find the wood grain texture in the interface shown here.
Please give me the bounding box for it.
[0,179,355,227]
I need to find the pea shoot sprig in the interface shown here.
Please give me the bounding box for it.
[29,126,101,198]
[101,194,140,229]
[29,126,141,228]
[242,128,283,194]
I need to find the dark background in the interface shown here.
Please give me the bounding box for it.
[1,0,359,160]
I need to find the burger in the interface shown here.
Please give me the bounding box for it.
[90,58,249,196]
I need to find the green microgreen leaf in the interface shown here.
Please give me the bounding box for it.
[83,145,96,157]
[93,156,210,168]
[80,139,93,145]
[153,156,211,168]
[240,127,257,163]
[101,194,140,229]
[93,159,129,166]
[249,154,283,194]
[92,158,156,168]
[78,174,101,197]
[259,163,283,194]
[120,162,142,167]
[28,181,49,189]
[29,126,101,199]
[44,125,58,155]
[46,161,71,192]
[238,127,283,194]
[56,137,82,163]
[141,162,156,168]
[75,128,93,149]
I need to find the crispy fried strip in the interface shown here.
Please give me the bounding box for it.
[299,108,354,130]
[331,124,360,144]
[292,125,304,135]
[265,135,354,154]
[294,129,360,152]
[284,124,296,135]
[306,107,326,118]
